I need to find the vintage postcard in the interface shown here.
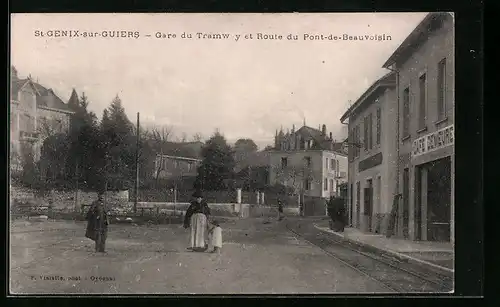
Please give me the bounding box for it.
[9,12,454,295]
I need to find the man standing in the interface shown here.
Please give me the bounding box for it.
[277,199,284,221]
[85,192,110,253]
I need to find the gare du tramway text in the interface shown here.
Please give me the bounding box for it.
[34,30,392,42]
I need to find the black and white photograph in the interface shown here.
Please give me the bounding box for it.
[9,12,455,294]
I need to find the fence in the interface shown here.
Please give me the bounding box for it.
[134,189,278,205]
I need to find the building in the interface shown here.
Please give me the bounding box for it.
[10,66,75,172]
[382,12,455,243]
[153,141,204,181]
[269,124,348,200]
[234,151,270,191]
[340,72,398,235]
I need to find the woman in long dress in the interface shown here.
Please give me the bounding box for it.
[183,191,211,252]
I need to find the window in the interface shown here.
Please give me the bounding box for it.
[22,113,35,132]
[324,178,328,191]
[304,179,311,191]
[376,107,381,145]
[368,113,373,150]
[336,160,339,174]
[403,87,410,137]
[348,129,354,161]
[304,156,311,167]
[418,73,427,130]
[330,158,335,170]
[299,138,305,150]
[281,157,288,169]
[437,58,447,120]
[330,179,334,192]
[326,157,329,169]
[363,116,369,150]
[187,162,193,171]
[355,125,360,158]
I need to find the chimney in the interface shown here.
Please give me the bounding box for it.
[292,124,295,133]
[322,124,326,135]
[329,132,332,139]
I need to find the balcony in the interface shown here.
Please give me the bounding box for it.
[335,171,347,179]
[19,131,40,142]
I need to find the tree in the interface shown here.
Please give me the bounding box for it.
[178,132,188,143]
[233,138,258,164]
[65,92,100,189]
[99,95,135,191]
[194,131,235,191]
[147,125,174,183]
[271,158,319,199]
[19,142,41,188]
[191,132,203,142]
[39,133,71,187]
[263,145,275,151]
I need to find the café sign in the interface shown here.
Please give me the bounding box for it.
[412,125,454,158]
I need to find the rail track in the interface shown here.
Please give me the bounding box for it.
[286,222,453,293]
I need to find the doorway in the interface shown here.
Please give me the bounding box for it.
[427,157,451,242]
[356,182,360,228]
[349,183,353,226]
[364,179,373,232]
[414,167,423,240]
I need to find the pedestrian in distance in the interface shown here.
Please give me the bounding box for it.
[85,192,110,253]
[184,190,211,252]
[277,199,284,221]
[208,219,222,254]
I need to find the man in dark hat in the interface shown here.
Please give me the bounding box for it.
[277,199,284,221]
[85,192,110,253]
[184,190,211,252]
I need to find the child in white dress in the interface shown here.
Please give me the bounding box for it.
[208,220,222,254]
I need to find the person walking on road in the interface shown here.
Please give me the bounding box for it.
[184,191,211,252]
[85,192,110,253]
[277,199,284,221]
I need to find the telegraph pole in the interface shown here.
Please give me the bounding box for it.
[134,112,140,213]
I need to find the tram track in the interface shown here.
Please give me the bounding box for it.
[286,222,453,293]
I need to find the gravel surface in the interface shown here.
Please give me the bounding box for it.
[10,218,390,294]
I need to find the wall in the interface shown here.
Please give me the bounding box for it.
[269,150,324,197]
[395,15,454,241]
[154,156,200,179]
[321,151,348,198]
[347,86,397,235]
[136,201,249,218]
[9,186,130,211]
[37,108,71,136]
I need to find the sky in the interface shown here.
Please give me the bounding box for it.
[11,13,427,149]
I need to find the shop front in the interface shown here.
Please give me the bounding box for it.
[410,124,454,243]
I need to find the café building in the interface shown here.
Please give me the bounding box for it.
[382,12,455,243]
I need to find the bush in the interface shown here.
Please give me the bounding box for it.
[327,196,346,231]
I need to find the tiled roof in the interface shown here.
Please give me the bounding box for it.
[340,72,396,123]
[10,77,74,113]
[157,141,204,159]
[37,88,74,112]
[296,126,334,151]
[383,13,450,68]
[10,79,29,98]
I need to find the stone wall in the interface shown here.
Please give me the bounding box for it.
[136,202,240,217]
[10,186,130,211]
